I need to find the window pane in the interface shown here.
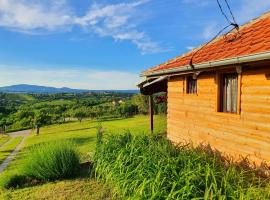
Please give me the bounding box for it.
[231,75,238,113]
[187,76,197,94]
[222,73,238,113]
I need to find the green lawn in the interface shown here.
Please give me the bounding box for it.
[32,99,74,107]
[0,135,10,148]
[0,179,111,200]
[18,94,36,101]
[23,115,166,158]
[0,137,23,164]
[0,115,166,200]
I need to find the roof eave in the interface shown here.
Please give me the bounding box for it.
[141,51,270,77]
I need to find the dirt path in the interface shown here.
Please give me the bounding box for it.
[0,130,30,173]
[7,130,31,138]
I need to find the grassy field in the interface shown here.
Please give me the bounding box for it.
[0,115,166,200]
[32,99,74,107]
[0,135,10,147]
[0,137,23,164]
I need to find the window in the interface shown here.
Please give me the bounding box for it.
[221,73,238,113]
[187,76,197,94]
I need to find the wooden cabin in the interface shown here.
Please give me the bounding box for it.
[138,12,270,165]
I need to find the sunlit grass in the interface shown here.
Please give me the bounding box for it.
[0,178,111,200]
[94,133,270,199]
[0,137,23,164]
[0,135,10,147]
[0,115,166,200]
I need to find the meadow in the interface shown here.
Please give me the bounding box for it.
[1,113,270,199]
[0,115,166,200]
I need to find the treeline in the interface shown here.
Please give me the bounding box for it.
[0,92,166,133]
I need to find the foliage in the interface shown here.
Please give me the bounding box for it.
[72,107,88,122]
[94,133,270,199]
[132,94,148,114]
[1,140,80,189]
[116,103,137,117]
[132,93,167,115]
[22,141,80,181]
[0,92,167,132]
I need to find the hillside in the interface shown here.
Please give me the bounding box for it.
[0,84,139,94]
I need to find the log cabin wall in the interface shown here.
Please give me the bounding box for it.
[167,65,270,164]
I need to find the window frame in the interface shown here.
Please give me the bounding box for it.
[186,76,198,94]
[221,73,238,113]
[216,69,242,115]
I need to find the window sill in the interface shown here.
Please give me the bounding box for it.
[216,112,241,119]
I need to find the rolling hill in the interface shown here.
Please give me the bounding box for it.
[0,84,139,94]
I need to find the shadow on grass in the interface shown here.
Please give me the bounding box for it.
[66,136,96,146]
[3,162,93,190]
[65,126,97,133]
[0,150,13,153]
[75,161,93,178]
[96,116,130,122]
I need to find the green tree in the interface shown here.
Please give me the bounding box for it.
[117,103,137,117]
[15,109,35,128]
[33,109,51,135]
[132,94,148,114]
[72,107,88,122]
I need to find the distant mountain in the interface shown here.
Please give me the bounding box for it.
[0,84,139,94]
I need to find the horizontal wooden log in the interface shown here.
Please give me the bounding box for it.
[166,66,270,164]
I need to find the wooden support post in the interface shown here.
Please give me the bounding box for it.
[149,95,154,134]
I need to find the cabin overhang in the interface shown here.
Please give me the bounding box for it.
[137,76,167,96]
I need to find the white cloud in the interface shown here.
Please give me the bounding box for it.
[0,65,139,90]
[236,0,270,24]
[0,0,73,32]
[186,46,195,50]
[202,22,218,40]
[0,0,164,54]
[75,0,162,54]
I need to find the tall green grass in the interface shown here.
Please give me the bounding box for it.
[94,133,270,199]
[22,141,80,181]
[1,141,80,189]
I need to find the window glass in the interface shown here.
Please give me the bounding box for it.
[187,76,197,94]
[222,73,238,113]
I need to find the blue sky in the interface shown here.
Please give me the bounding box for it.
[0,0,270,89]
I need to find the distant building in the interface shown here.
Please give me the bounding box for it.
[118,100,124,104]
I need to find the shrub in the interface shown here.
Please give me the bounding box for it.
[22,141,80,181]
[94,133,270,199]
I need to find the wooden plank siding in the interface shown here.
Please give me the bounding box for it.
[167,66,270,164]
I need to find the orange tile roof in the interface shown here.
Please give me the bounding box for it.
[145,11,270,75]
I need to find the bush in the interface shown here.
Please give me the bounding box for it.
[22,141,80,181]
[94,133,269,199]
